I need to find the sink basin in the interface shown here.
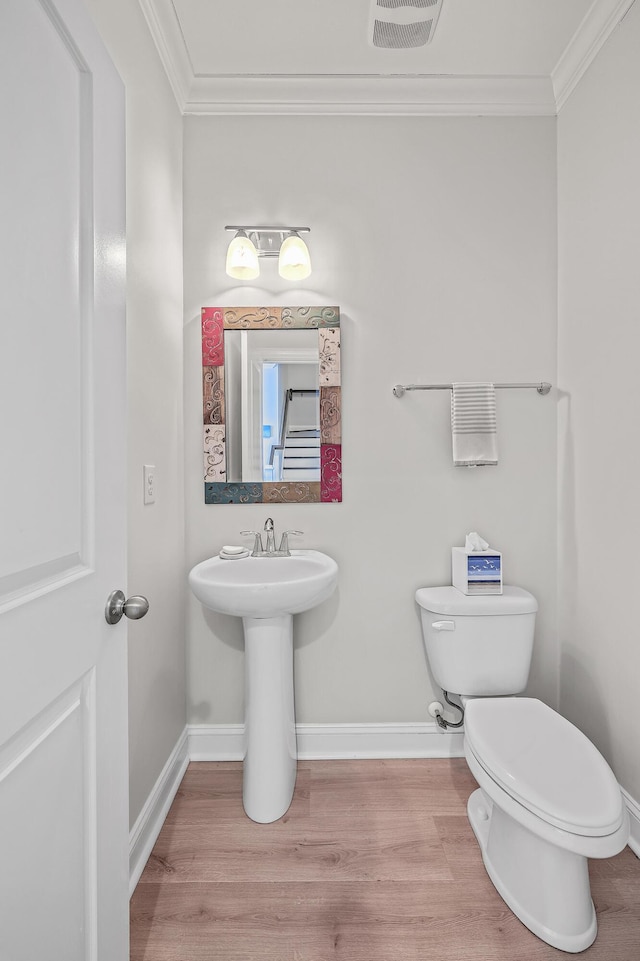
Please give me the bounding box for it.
[189,549,338,619]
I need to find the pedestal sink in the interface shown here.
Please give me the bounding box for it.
[189,550,338,823]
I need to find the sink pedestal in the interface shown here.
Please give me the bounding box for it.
[242,614,297,823]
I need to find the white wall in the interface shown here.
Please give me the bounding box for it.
[82,0,186,826]
[184,115,558,727]
[558,3,640,801]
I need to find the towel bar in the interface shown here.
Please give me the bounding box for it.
[392,382,551,398]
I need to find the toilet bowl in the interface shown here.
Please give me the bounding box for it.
[463,697,629,952]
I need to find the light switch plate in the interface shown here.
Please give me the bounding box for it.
[143,464,156,504]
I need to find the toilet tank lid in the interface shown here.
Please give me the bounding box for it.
[415,585,537,616]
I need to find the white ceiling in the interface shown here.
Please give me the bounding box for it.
[139,0,635,114]
[175,0,587,76]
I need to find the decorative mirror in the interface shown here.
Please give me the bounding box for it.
[201,306,341,504]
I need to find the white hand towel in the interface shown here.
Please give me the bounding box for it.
[451,383,498,467]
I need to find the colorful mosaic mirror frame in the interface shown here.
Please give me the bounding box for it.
[202,306,341,504]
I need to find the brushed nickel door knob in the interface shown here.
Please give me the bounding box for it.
[105,590,149,625]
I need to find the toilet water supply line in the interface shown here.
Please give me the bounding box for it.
[433,691,465,730]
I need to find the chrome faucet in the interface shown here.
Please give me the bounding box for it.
[240,518,303,557]
[263,517,276,554]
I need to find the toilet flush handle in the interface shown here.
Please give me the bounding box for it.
[431,620,455,631]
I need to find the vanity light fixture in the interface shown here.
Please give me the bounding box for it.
[225,229,259,280]
[278,231,312,280]
[225,226,311,281]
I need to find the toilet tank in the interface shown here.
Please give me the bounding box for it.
[415,585,538,696]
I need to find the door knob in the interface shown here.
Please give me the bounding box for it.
[105,590,149,625]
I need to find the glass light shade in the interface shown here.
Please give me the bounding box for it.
[278,232,311,280]
[226,232,259,280]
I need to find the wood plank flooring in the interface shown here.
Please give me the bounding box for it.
[131,759,640,960]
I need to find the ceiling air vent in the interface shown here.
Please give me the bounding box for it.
[369,0,444,49]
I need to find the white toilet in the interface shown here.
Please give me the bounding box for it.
[416,585,629,953]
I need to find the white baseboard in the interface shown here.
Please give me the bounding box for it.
[187,720,465,761]
[621,787,640,858]
[129,726,189,895]
[298,721,465,758]
[188,723,245,759]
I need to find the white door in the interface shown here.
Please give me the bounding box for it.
[0,0,130,958]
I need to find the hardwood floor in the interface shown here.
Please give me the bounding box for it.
[131,759,640,960]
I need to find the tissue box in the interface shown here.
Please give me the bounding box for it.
[452,547,502,596]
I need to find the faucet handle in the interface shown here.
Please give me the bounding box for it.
[278,530,303,555]
[240,530,263,554]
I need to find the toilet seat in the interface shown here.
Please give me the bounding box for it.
[464,698,626,838]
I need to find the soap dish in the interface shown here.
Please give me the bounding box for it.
[219,546,250,560]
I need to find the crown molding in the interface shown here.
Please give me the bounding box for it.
[137,0,192,110]
[139,0,632,117]
[182,74,555,117]
[552,0,636,111]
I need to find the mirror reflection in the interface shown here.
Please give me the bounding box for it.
[224,329,320,483]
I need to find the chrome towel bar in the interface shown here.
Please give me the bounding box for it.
[392,382,552,398]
